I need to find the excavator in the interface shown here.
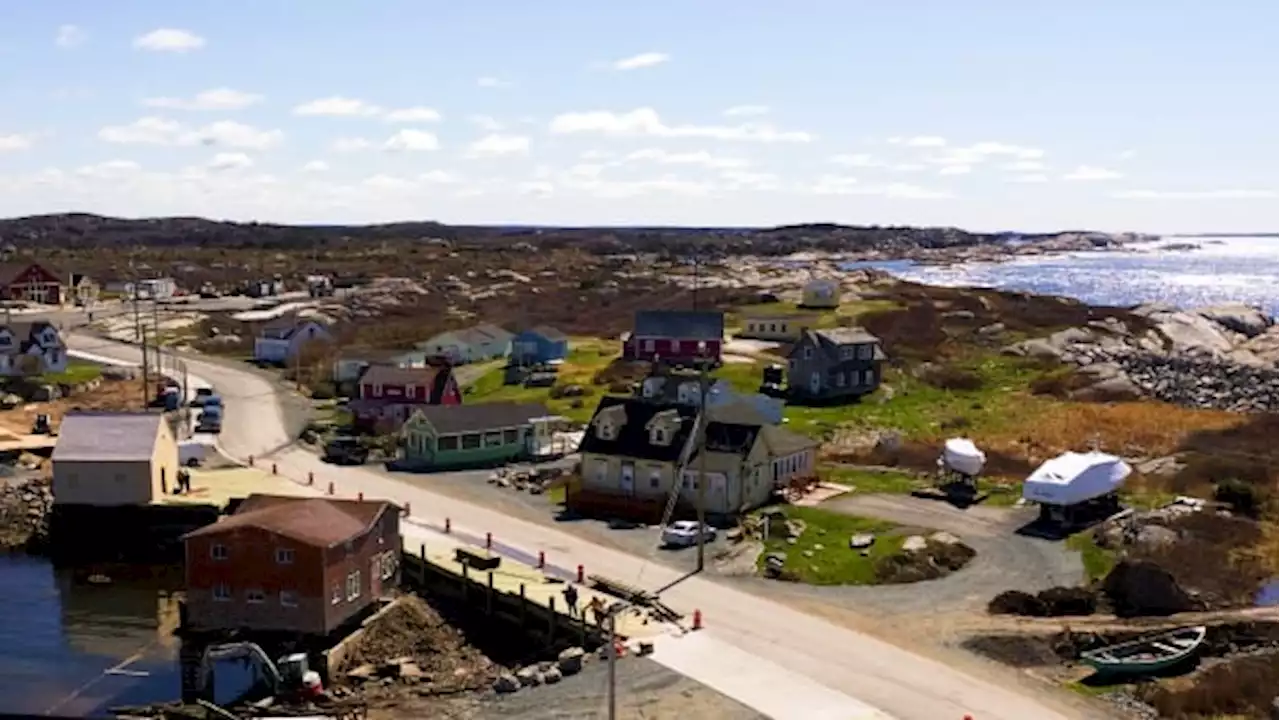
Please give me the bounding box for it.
[195,642,323,704]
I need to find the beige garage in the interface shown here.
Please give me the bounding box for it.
[52,411,180,506]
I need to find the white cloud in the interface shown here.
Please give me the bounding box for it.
[470,115,504,132]
[301,160,329,173]
[75,160,140,178]
[810,175,951,199]
[889,135,947,147]
[133,28,206,53]
[1112,188,1277,200]
[97,117,282,149]
[723,105,770,117]
[612,52,670,70]
[890,163,926,173]
[384,107,442,123]
[626,148,749,169]
[55,25,86,48]
[143,88,263,111]
[331,137,373,152]
[294,96,383,117]
[0,134,35,151]
[465,134,530,158]
[719,169,781,191]
[1063,165,1123,181]
[829,153,883,168]
[549,108,814,143]
[938,165,971,175]
[420,170,458,184]
[208,152,253,170]
[926,141,1044,166]
[1003,160,1045,172]
[383,129,439,152]
[1007,173,1049,184]
[476,76,511,89]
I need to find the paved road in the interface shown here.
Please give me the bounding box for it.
[63,332,1103,720]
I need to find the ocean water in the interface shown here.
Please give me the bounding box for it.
[842,236,1279,318]
[0,555,252,716]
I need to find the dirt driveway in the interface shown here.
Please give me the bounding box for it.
[731,493,1084,616]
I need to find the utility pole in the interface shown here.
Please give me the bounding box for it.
[130,259,150,408]
[606,602,622,720]
[151,296,163,377]
[695,363,709,573]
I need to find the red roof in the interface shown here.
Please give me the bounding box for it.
[183,494,394,548]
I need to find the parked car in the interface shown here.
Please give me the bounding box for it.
[661,520,717,548]
[323,436,369,465]
[196,406,223,434]
[191,387,215,407]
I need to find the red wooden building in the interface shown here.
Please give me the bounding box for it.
[347,362,461,431]
[182,494,401,636]
[0,262,64,305]
[621,310,725,367]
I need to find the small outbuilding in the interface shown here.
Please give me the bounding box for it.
[51,411,180,506]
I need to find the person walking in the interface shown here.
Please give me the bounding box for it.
[562,583,580,618]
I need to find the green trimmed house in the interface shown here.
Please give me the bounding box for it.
[398,402,553,471]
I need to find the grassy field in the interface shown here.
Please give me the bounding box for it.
[41,360,104,385]
[464,337,621,424]
[1065,531,1119,583]
[724,299,902,334]
[755,506,902,585]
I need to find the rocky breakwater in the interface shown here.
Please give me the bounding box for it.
[0,475,53,551]
[1004,302,1278,412]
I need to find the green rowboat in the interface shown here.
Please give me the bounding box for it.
[1079,625,1207,676]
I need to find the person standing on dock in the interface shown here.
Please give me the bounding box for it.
[563,583,580,617]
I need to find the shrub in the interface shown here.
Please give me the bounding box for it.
[310,382,337,400]
[1214,478,1265,518]
[919,364,984,392]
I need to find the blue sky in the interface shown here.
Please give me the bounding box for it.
[0,1,1276,231]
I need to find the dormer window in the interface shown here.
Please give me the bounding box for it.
[651,426,669,445]
[597,421,617,441]
[858,344,873,360]
[840,346,853,360]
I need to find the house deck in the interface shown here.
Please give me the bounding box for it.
[151,467,315,507]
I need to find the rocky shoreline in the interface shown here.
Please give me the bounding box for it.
[0,476,53,551]
[1005,303,1278,412]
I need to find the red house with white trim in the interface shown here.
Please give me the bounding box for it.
[621,310,725,367]
[348,362,462,431]
[0,262,64,305]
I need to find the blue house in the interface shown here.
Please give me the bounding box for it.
[510,326,569,365]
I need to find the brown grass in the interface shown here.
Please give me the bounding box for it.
[1139,652,1278,720]
[1134,513,1275,608]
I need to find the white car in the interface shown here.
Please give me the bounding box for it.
[661,520,716,548]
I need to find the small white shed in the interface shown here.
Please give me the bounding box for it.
[1022,451,1131,506]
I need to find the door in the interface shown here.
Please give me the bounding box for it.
[370,555,383,598]
[809,371,821,394]
[620,462,635,495]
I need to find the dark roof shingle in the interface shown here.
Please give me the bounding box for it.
[634,310,725,341]
[577,396,699,463]
[411,402,550,435]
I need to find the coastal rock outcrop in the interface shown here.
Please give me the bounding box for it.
[0,477,53,551]
[1004,304,1278,412]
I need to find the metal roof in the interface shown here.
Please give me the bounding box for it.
[52,412,164,462]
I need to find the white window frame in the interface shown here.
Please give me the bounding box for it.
[347,570,362,601]
[648,467,662,489]
[280,590,298,607]
[213,583,232,602]
[331,584,342,605]
[245,588,265,604]
[275,547,295,565]
[210,544,228,561]
[380,552,396,580]
[641,339,655,353]
[651,426,668,445]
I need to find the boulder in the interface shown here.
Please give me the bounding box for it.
[901,536,927,553]
[516,666,542,687]
[976,322,1005,337]
[556,646,585,676]
[541,666,563,684]
[1148,310,1236,354]
[1070,375,1143,402]
[346,664,377,682]
[1195,303,1273,338]
[928,531,961,546]
[1102,560,1197,617]
[492,673,521,693]
[848,533,876,549]
[1047,327,1093,348]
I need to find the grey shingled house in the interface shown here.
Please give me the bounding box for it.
[786,327,886,403]
[51,412,180,506]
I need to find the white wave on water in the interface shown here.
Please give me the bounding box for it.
[845,236,1279,317]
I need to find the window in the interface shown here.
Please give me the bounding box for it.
[596,421,616,441]
[802,346,813,359]
[461,433,482,449]
[863,369,875,385]
[275,548,295,565]
[502,428,519,444]
[331,584,342,605]
[769,323,776,333]
[484,431,503,447]
[438,435,459,451]
[213,584,232,602]
[280,590,298,607]
[697,340,707,354]
[648,467,661,489]
[787,359,796,371]
[346,571,362,601]
[246,589,265,604]
[381,552,396,580]
[858,344,873,360]
[642,339,655,352]
[210,544,228,561]
[840,346,853,360]
[650,427,668,445]
[836,372,846,387]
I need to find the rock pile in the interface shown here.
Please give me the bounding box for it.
[0,477,53,551]
[1004,303,1279,412]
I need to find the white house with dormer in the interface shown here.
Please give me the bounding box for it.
[0,321,68,377]
[800,277,842,310]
